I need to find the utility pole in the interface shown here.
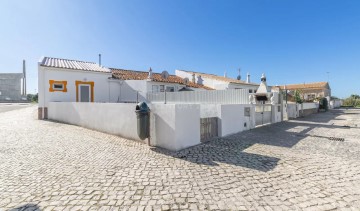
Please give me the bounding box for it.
[23,60,26,96]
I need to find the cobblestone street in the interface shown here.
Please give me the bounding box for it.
[1,106,360,211]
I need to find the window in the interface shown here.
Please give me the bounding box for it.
[160,85,165,92]
[166,86,175,92]
[152,85,159,93]
[249,89,253,93]
[49,80,67,92]
[53,84,63,90]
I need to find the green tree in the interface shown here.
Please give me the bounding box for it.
[350,94,360,99]
[343,94,360,107]
[294,90,303,104]
[319,97,328,111]
[26,93,38,103]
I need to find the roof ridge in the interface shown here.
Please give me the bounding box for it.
[284,81,328,86]
[177,69,217,76]
[43,56,97,64]
[110,68,178,77]
[110,68,148,74]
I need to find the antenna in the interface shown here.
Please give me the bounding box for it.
[237,68,241,80]
[99,54,102,66]
[326,71,330,82]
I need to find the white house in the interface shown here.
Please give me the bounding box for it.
[38,57,114,119]
[175,69,259,93]
[38,57,212,119]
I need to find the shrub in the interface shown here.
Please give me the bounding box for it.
[319,97,328,111]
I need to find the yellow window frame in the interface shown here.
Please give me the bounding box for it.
[49,80,67,92]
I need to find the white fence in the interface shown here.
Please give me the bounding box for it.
[47,102,202,151]
[147,89,249,104]
[48,102,141,141]
[302,102,318,110]
[330,99,342,109]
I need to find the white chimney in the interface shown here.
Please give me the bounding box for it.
[197,75,203,85]
[148,67,153,79]
[192,74,196,83]
[246,72,250,83]
[224,71,227,78]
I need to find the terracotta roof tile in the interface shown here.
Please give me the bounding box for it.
[280,82,329,90]
[110,68,213,90]
[39,57,111,73]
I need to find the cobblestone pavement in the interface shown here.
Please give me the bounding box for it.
[0,103,32,113]
[1,106,360,211]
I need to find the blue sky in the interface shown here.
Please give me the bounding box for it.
[0,0,359,98]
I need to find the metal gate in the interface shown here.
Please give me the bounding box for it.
[200,117,218,142]
[255,104,272,126]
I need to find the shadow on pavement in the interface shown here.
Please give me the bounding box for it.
[8,204,41,211]
[151,139,280,172]
[151,109,358,172]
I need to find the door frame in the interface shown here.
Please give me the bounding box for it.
[75,81,94,102]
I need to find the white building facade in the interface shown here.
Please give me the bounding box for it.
[175,69,259,93]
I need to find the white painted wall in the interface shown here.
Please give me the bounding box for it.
[150,104,201,151]
[176,70,229,89]
[330,99,342,108]
[228,83,259,92]
[119,80,147,102]
[48,102,142,142]
[48,102,201,151]
[175,69,259,91]
[146,81,186,93]
[286,103,299,118]
[200,104,219,118]
[38,66,112,109]
[217,104,255,137]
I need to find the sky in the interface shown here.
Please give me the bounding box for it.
[0,0,359,98]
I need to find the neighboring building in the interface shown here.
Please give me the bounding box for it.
[175,69,260,93]
[279,82,331,101]
[110,68,212,102]
[0,73,24,102]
